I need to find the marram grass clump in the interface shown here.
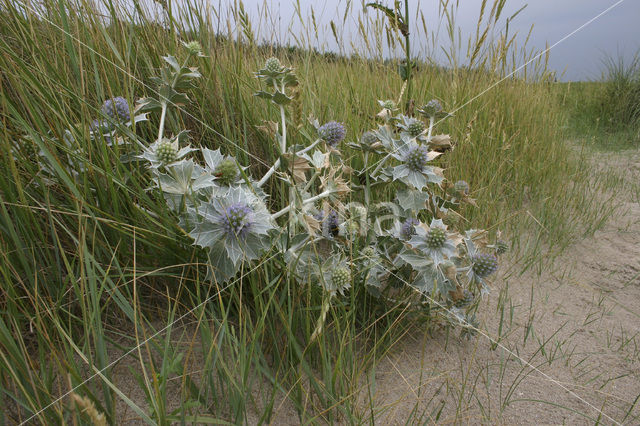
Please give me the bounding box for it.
[123,50,505,341]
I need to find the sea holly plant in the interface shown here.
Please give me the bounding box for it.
[128,47,506,336]
[12,96,147,182]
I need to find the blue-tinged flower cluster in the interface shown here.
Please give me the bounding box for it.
[400,218,419,240]
[405,145,429,172]
[101,97,130,123]
[419,99,443,117]
[315,209,340,237]
[318,121,346,147]
[472,253,498,278]
[221,203,253,239]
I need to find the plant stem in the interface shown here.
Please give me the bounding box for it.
[427,116,434,141]
[157,104,168,142]
[363,152,371,207]
[257,139,321,187]
[156,54,193,143]
[280,83,287,153]
[404,0,412,110]
[271,189,334,220]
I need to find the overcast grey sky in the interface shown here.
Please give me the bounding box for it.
[215,0,640,81]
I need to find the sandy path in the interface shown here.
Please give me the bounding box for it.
[367,149,640,425]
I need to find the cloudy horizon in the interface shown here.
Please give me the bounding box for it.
[208,0,639,81]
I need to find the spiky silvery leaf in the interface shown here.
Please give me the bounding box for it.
[389,138,444,190]
[396,116,426,139]
[202,148,243,187]
[408,219,459,266]
[139,133,196,169]
[187,186,275,280]
[317,255,352,296]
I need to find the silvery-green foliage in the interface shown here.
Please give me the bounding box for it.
[187,186,275,281]
[202,148,244,187]
[17,97,146,182]
[312,254,352,296]
[152,159,216,211]
[137,54,202,113]
[140,132,196,168]
[254,57,299,106]
[406,219,458,266]
[396,115,427,141]
[417,99,447,118]
[128,48,505,335]
[388,138,443,190]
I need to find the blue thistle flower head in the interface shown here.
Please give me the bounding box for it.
[405,145,429,172]
[360,131,378,146]
[418,99,443,117]
[472,253,498,278]
[315,209,340,237]
[318,121,346,147]
[221,203,253,240]
[400,218,419,240]
[101,97,130,123]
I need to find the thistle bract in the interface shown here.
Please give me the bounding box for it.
[418,99,443,117]
[332,267,351,292]
[188,186,274,277]
[184,41,202,55]
[408,219,459,265]
[406,119,425,137]
[454,180,470,195]
[361,246,376,258]
[101,97,130,123]
[455,289,474,308]
[361,131,378,146]
[426,227,446,249]
[318,121,346,147]
[379,99,396,110]
[472,253,498,278]
[390,139,443,190]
